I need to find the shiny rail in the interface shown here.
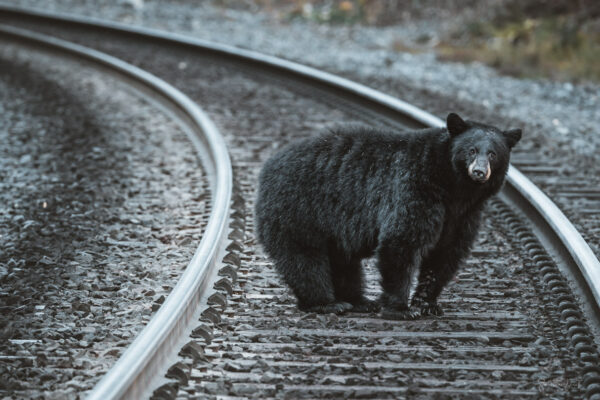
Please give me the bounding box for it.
[0,24,232,400]
[1,4,599,398]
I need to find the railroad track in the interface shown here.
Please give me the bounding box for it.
[1,6,599,399]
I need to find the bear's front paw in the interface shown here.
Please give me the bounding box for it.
[412,298,444,317]
[419,302,444,316]
[380,306,420,320]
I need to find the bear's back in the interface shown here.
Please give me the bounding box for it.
[263,125,443,177]
[255,126,449,253]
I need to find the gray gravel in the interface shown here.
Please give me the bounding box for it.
[0,41,209,398]
[2,0,598,261]
[86,36,585,398]
[0,1,600,398]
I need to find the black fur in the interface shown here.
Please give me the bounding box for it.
[255,113,521,318]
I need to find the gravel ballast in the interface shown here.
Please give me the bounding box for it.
[1,2,599,398]
[1,25,590,398]
[154,61,583,397]
[0,40,209,398]
[67,32,595,398]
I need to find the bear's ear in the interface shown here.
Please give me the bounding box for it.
[446,113,469,137]
[503,128,522,148]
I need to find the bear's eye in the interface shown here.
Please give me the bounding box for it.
[469,148,477,156]
[488,151,497,161]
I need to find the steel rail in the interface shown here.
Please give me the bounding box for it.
[0,24,233,399]
[0,4,597,326]
[1,4,599,397]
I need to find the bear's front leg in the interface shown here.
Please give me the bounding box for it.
[411,251,465,316]
[410,264,448,317]
[412,209,482,316]
[411,247,470,317]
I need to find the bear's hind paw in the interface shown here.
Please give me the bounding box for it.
[303,301,353,315]
[380,307,421,320]
[350,299,381,313]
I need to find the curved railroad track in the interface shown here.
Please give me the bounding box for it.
[0,6,599,399]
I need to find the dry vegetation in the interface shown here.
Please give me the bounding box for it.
[214,0,600,82]
[438,0,600,82]
[213,0,473,25]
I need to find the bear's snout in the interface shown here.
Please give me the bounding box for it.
[470,168,487,182]
[467,157,491,183]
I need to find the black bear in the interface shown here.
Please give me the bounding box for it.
[255,113,521,319]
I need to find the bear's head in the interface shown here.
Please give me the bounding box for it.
[447,113,521,186]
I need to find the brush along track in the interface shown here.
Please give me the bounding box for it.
[0,9,599,399]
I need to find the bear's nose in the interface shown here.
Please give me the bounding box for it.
[469,167,489,183]
[472,169,485,178]
[468,158,490,183]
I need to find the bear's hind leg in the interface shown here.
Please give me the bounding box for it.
[273,248,352,315]
[377,247,421,320]
[328,247,380,313]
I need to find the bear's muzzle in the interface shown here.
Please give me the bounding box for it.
[468,157,491,183]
